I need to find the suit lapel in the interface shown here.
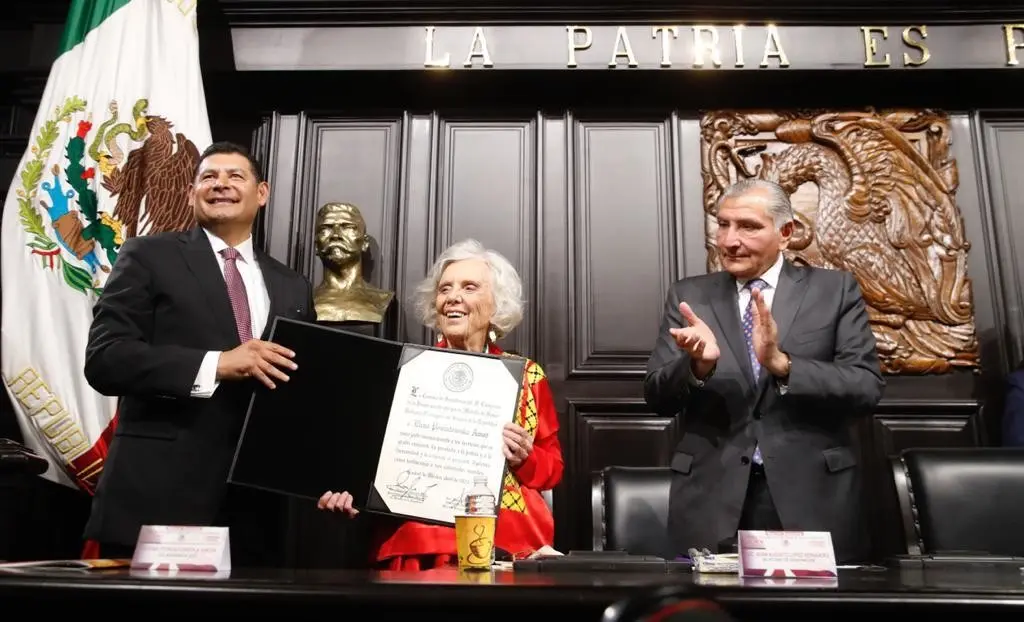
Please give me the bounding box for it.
[772,260,809,350]
[707,272,756,390]
[256,250,287,340]
[181,227,240,347]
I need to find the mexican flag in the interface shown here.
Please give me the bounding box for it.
[0,0,212,492]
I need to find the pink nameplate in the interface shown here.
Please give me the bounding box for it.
[737,530,837,578]
[740,576,839,589]
[130,525,231,572]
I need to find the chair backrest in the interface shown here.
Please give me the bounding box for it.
[592,466,673,558]
[892,447,1024,556]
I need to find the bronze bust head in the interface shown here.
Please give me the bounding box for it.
[312,202,394,323]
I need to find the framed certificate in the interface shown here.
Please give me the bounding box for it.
[228,318,525,527]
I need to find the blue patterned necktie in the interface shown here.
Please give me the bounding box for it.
[742,278,768,465]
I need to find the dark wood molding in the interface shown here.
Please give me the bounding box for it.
[6,0,71,26]
[874,398,982,413]
[0,73,48,98]
[216,0,1024,26]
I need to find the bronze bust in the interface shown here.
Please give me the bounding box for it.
[312,202,394,323]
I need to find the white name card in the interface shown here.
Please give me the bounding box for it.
[130,525,231,572]
[737,530,837,578]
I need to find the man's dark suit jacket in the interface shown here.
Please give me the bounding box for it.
[644,260,884,563]
[1003,367,1024,447]
[82,226,315,547]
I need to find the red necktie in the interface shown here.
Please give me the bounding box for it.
[220,248,253,342]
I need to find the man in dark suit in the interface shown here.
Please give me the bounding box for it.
[1003,364,1024,447]
[82,142,315,566]
[645,179,884,563]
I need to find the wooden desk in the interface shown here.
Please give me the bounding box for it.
[2,565,1023,619]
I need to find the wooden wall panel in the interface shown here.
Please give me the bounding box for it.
[538,115,570,382]
[301,120,403,293]
[979,118,1024,369]
[435,120,537,358]
[395,114,438,345]
[570,121,677,377]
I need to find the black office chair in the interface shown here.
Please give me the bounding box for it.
[591,466,674,557]
[892,447,1024,556]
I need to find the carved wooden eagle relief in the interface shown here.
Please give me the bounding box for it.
[700,109,979,375]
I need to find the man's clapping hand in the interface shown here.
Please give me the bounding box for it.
[216,339,297,389]
[750,288,790,377]
[669,302,721,380]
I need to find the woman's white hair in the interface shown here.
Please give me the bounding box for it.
[413,239,524,338]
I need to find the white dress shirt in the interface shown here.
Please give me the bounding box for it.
[735,252,784,317]
[191,229,271,398]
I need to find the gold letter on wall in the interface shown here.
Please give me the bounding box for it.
[1004,24,1024,65]
[566,25,592,68]
[902,25,930,66]
[463,27,493,67]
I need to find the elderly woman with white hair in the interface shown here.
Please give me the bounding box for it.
[318,238,564,571]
